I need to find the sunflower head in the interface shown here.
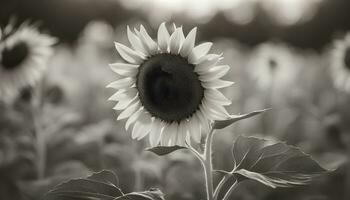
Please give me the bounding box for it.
[108,23,233,146]
[0,23,56,103]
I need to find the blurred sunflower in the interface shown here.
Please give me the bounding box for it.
[108,23,233,146]
[249,43,301,91]
[0,23,56,103]
[330,33,350,92]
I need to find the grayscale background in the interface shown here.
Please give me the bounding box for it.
[0,0,349,200]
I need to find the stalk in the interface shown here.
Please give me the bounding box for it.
[188,128,215,200]
[31,80,46,179]
[202,128,215,200]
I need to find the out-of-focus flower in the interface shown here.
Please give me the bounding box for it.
[249,42,301,92]
[79,20,115,50]
[259,0,323,26]
[0,23,56,103]
[108,23,233,146]
[330,33,350,92]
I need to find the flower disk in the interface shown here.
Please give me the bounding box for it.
[1,41,29,70]
[137,54,204,122]
[344,47,350,70]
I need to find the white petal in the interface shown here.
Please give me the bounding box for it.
[204,89,231,106]
[201,100,229,120]
[134,27,141,36]
[199,104,216,121]
[109,88,137,102]
[125,108,143,130]
[178,26,185,44]
[149,119,163,147]
[112,90,138,110]
[180,27,197,57]
[132,111,152,140]
[187,117,201,143]
[127,26,148,55]
[109,63,139,77]
[113,97,136,110]
[132,122,144,140]
[114,42,144,64]
[157,22,170,53]
[117,101,141,120]
[171,23,177,32]
[188,42,213,64]
[204,98,230,117]
[195,54,222,73]
[169,28,183,54]
[201,79,234,89]
[170,123,179,146]
[106,77,135,89]
[199,65,230,82]
[182,121,191,145]
[161,123,177,146]
[196,110,210,134]
[176,121,186,146]
[108,89,125,101]
[139,25,158,55]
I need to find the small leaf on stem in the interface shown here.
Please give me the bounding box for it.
[146,145,187,156]
[213,109,269,130]
[116,188,165,200]
[230,136,330,188]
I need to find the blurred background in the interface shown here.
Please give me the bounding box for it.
[0,0,350,200]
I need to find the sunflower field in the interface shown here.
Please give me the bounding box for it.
[0,0,349,200]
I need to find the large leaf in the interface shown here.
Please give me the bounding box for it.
[146,145,186,156]
[213,109,268,130]
[230,136,329,188]
[43,171,165,200]
[43,170,123,200]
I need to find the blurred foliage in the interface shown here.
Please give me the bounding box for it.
[1,0,350,49]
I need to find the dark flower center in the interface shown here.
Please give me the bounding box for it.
[1,41,29,70]
[137,53,204,123]
[344,47,350,70]
[268,58,277,71]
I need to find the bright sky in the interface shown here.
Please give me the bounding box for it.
[119,0,324,26]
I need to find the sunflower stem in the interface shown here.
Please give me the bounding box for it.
[188,128,215,200]
[202,128,215,200]
[187,143,204,162]
[31,79,46,180]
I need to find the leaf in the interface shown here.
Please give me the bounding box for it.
[213,109,268,130]
[116,188,165,200]
[146,145,186,156]
[43,170,123,200]
[231,136,329,188]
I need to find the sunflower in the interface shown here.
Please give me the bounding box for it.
[108,23,233,147]
[0,23,56,102]
[249,43,300,91]
[330,33,350,92]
